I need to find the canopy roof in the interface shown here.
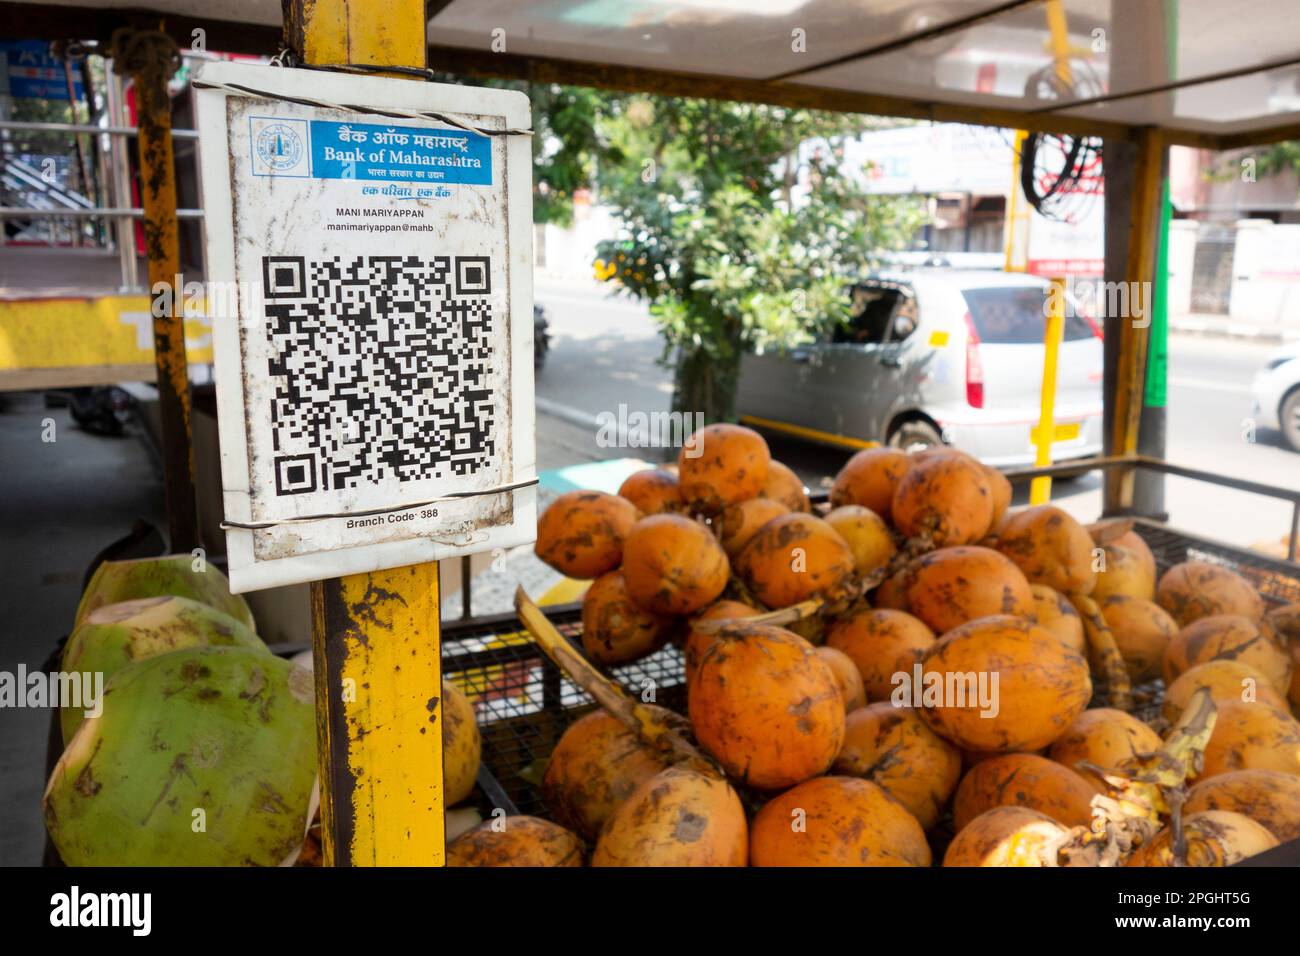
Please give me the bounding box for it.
[7,0,1300,147]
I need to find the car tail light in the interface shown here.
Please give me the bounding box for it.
[962,312,984,408]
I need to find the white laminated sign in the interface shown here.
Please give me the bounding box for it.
[194,62,536,593]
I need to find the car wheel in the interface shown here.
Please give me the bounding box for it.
[1281,388,1300,453]
[888,419,943,454]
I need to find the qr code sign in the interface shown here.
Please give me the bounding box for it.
[262,254,497,496]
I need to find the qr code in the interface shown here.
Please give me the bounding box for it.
[261,254,497,496]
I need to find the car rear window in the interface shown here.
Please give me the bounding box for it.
[961,287,1094,343]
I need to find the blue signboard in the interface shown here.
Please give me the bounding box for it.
[0,40,84,100]
[309,120,492,185]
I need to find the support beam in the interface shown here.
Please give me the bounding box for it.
[0,1,1252,150]
[1103,127,1164,513]
[286,0,447,867]
[109,29,198,552]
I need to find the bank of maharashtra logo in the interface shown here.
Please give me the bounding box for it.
[250,117,308,177]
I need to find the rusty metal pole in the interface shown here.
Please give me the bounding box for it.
[1104,128,1164,514]
[110,29,198,553]
[284,0,447,867]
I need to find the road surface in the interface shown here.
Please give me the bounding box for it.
[535,274,1298,552]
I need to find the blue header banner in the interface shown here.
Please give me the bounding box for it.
[308,120,492,185]
[0,40,85,100]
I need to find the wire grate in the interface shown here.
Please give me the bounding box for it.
[1134,519,1300,607]
[441,607,687,817]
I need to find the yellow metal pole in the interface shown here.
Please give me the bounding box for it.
[286,0,447,867]
[1030,276,1067,504]
[1044,0,1075,89]
[109,29,199,553]
[1006,1,1076,277]
[1003,129,1028,273]
[1105,128,1164,512]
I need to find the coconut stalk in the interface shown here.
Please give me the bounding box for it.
[696,564,888,635]
[514,587,715,775]
[1084,517,1135,546]
[1050,688,1217,866]
[1070,591,1133,712]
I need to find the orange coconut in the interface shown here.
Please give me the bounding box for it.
[749,776,930,867]
[1162,614,1291,692]
[761,460,810,512]
[683,599,762,690]
[581,570,671,665]
[1199,699,1300,781]
[918,615,1092,753]
[994,505,1097,595]
[816,646,868,711]
[1047,707,1164,792]
[829,447,911,521]
[1091,530,1157,601]
[617,468,681,515]
[824,607,937,702]
[824,505,897,577]
[542,707,682,841]
[943,807,1068,867]
[891,453,995,546]
[734,512,856,609]
[592,767,748,867]
[1029,584,1086,655]
[1162,660,1289,724]
[535,490,639,579]
[880,546,1034,634]
[676,423,770,515]
[984,466,1013,531]
[1156,561,1265,627]
[716,497,788,560]
[447,816,584,867]
[1125,811,1278,867]
[1098,595,1179,683]
[689,622,844,790]
[832,703,961,829]
[620,514,729,615]
[1185,769,1300,842]
[952,753,1096,831]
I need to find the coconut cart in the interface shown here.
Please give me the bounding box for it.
[10,0,1300,866]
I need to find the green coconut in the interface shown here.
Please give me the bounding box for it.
[44,646,316,867]
[75,555,255,631]
[59,596,269,744]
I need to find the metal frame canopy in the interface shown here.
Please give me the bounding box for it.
[4,0,1300,148]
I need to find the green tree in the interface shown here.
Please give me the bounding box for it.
[591,96,925,423]
[427,76,626,227]
[1208,141,1300,183]
[1251,141,1300,179]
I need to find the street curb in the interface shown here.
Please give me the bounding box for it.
[1169,317,1300,344]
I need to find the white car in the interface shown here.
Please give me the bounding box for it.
[737,269,1105,467]
[1250,340,1300,453]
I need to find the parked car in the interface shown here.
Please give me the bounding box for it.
[1250,340,1300,453]
[736,269,1105,467]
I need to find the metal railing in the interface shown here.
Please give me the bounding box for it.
[0,119,199,140]
[0,67,202,291]
[0,206,204,218]
[1002,454,1300,563]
